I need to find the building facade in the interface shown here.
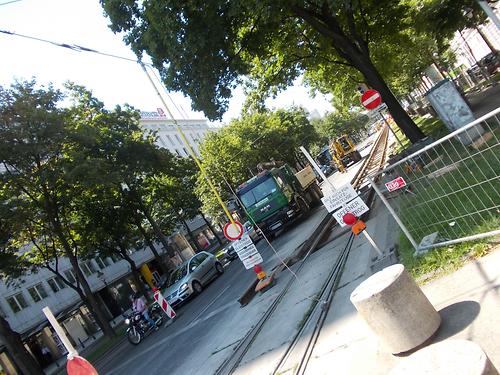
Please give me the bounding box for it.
[139,109,212,157]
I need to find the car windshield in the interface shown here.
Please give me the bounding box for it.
[167,264,188,287]
[240,177,278,207]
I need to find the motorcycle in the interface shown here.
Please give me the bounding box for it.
[125,303,164,345]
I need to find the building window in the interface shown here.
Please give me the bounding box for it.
[64,270,76,284]
[80,261,97,277]
[6,293,29,313]
[47,277,67,293]
[166,135,175,146]
[27,284,48,303]
[95,257,111,269]
[157,136,166,147]
[182,147,189,156]
[174,134,182,144]
[175,149,181,156]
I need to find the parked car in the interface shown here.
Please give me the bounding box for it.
[478,51,500,75]
[163,251,224,307]
[222,242,237,262]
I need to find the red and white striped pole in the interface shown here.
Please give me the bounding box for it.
[153,288,176,319]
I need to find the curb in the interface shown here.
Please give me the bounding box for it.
[237,210,333,307]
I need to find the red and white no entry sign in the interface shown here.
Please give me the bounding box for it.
[223,220,244,241]
[361,89,382,110]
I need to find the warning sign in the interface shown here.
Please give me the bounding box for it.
[321,183,358,213]
[232,234,263,269]
[332,197,370,227]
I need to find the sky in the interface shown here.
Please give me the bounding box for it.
[0,0,334,124]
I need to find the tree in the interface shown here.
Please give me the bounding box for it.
[102,0,429,142]
[0,315,44,375]
[195,107,318,219]
[153,157,223,249]
[313,112,369,146]
[64,83,180,273]
[0,204,44,375]
[0,80,117,338]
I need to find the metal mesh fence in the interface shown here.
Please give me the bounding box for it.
[369,107,500,254]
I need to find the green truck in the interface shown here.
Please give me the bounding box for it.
[235,164,323,236]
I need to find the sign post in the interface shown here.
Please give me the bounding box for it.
[361,89,404,149]
[231,234,264,269]
[343,213,383,257]
[43,307,99,375]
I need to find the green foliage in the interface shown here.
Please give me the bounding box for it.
[0,80,180,282]
[312,112,369,146]
[195,107,318,220]
[100,0,478,120]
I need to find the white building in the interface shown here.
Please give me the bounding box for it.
[139,109,212,157]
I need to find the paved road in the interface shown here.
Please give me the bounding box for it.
[96,210,323,375]
[96,250,256,374]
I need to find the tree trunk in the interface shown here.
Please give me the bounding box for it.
[66,252,115,338]
[49,216,115,338]
[135,218,169,274]
[355,54,426,143]
[198,210,223,245]
[117,244,148,299]
[0,315,44,375]
[292,5,426,144]
[476,26,497,53]
[132,192,176,270]
[182,218,202,252]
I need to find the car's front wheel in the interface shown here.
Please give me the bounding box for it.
[215,262,224,275]
[192,280,203,294]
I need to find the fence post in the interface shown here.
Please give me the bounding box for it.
[368,176,420,252]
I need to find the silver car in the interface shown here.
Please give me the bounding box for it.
[163,251,224,307]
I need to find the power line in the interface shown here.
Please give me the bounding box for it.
[0,28,194,118]
[0,29,147,65]
[0,0,22,6]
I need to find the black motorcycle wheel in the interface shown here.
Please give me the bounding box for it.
[151,309,164,326]
[127,328,142,345]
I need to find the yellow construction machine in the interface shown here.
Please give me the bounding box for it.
[329,135,362,172]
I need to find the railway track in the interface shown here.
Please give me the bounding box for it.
[352,125,389,189]
[216,127,391,375]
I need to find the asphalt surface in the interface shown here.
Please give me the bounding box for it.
[95,223,310,375]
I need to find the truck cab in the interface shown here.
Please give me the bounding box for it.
[236,165,322,236]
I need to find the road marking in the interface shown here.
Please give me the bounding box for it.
[190,285,231,324]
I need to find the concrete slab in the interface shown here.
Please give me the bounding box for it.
[233,236,351,375]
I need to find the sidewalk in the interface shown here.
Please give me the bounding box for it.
[231,190,499,374]
[302,201,500,374]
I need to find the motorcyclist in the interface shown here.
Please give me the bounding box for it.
[132,292,158,331]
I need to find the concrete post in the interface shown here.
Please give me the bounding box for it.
[350,264,440,354]
[389,340,499,375]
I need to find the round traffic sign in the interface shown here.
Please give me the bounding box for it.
[361,89,382,110]
[223,221,244,241]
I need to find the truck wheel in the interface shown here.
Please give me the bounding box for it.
[298,197,310,216]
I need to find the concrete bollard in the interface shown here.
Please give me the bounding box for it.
[350,264,440,354]
[389,340,499,375]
